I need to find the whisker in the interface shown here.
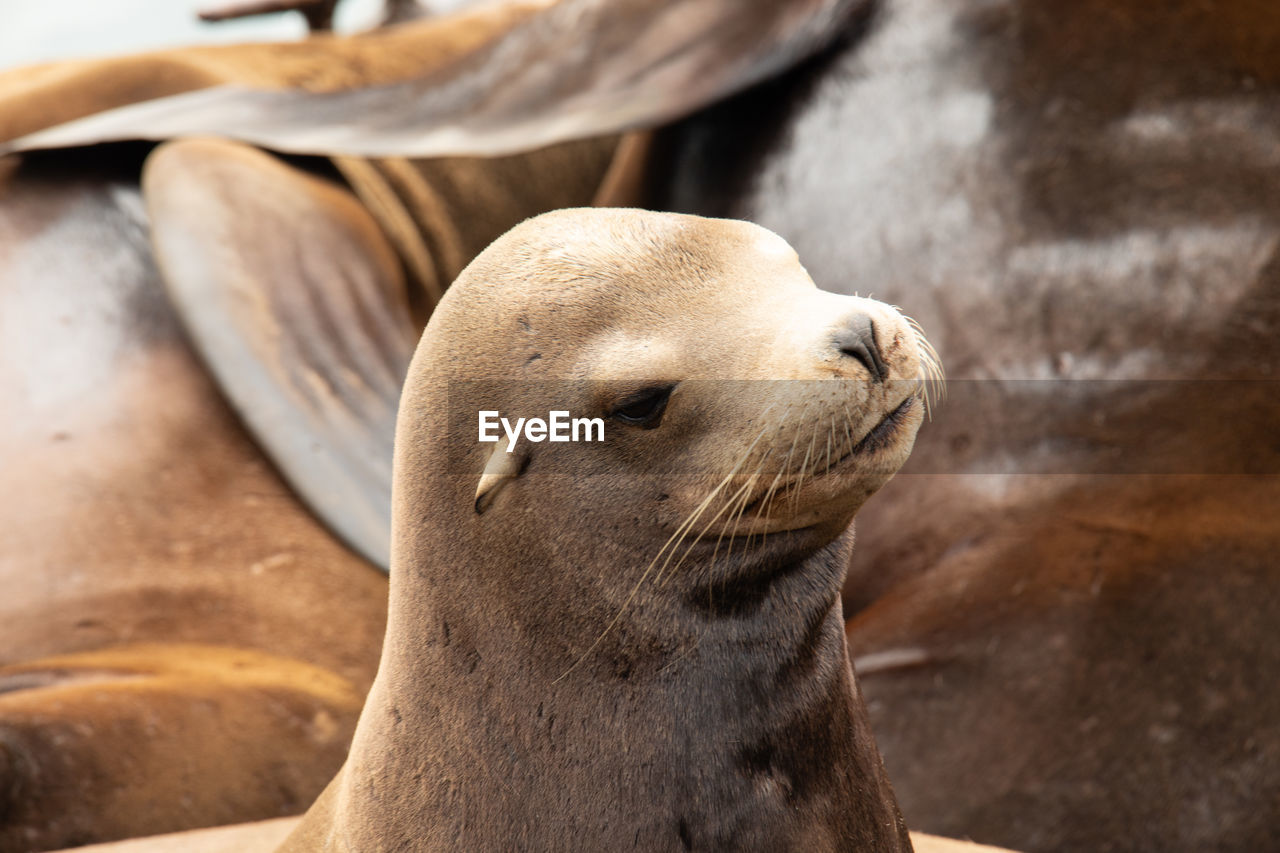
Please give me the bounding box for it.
[903,313,945,418]
[554,402,783,682]
[824,419,834,475]
[657,469,758,587]
[729,438,781,567]
[793,419,819,512]
[665,406,786,587]
[760,400,808,517]
[552,471,730,683]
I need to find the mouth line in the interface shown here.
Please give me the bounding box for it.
[846,393,919,460]
[808,392,919,476]
[736,393,920,521]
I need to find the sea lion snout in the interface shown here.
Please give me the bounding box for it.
[794,291,934,392]
[833,298,942,400]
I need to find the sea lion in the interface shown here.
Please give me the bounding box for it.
[0,0,868,158]
[0,646,363,851]
[0,18,868,845]
[274,207,932,851]
[0,4,864,848]
[0,156,390,853]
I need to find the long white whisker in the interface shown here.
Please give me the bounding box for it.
[554,402,783,683]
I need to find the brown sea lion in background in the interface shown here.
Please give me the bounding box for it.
[0,0,866,156]
[0,150,390,851]
[0,26,618,852]
[0,647,362,850]
[139,134,620,565]
[637,1,1280,850]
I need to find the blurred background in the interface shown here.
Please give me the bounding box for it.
[0,0,392,70]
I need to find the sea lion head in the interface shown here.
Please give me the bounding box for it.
[393,208,938,662]
[299,208,932,852]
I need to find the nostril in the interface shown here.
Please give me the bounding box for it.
[835,314,887,382]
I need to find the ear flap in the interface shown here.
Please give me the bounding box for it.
[475,435,529,515]
[2,0,867,158]
[142,138,418,570]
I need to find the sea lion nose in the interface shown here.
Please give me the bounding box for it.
[834,313,887,382]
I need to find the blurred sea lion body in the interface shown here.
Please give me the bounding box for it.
[0,126,617,853]
[645,1,1280,850]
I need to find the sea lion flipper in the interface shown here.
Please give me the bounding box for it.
[2,0,866,158]
[142,138,415,569]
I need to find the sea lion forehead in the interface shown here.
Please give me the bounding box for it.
[508,206,791,262]
[452,208,806,313]
[425,210,816,378]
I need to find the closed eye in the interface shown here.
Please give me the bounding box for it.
[608,383,675,428]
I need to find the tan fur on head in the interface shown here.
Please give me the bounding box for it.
[428,208,936,541]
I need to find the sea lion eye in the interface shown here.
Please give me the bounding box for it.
[609,384,675,428]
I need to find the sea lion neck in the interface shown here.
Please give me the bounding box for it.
[323,529,910,852]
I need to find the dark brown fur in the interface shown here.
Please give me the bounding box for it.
[646,1,1280,850]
